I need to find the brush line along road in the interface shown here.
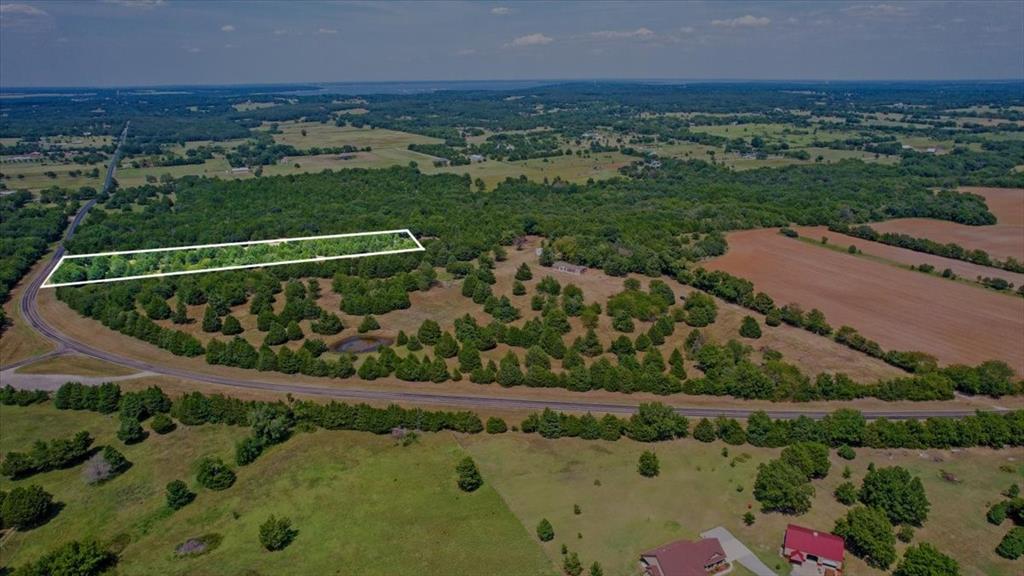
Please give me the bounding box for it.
[12,124,999,419]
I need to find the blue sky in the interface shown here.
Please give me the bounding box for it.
[1,0,1021,87]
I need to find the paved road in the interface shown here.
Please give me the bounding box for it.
[702,527,777,576]
[4,121,1006,419]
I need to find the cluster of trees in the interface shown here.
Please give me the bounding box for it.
[831,222,1024,274]
[8,539,116,576]
[0,430,93,479]
[752,442,830,514]
[830,464,931,569]
[520,405,1024,450]
[0,385,50,407]
[0,190,69,326]
[987,483,1024,560]
[166,390,484,435]
[51,231,417,285]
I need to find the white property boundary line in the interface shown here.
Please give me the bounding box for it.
[42,229,425,288]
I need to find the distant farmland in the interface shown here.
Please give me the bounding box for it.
[707,228,1024,374]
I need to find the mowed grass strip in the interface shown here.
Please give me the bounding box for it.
[0,404,553,576]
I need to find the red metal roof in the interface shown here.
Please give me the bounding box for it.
[784,524,845,562]
[641,538,727,576]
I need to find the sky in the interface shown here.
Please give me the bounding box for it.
[1,0,1022,87]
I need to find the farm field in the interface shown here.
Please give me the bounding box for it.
[422,151,633,189]
[115,158,239,188]
[706,228,1024,373]
[267,122,441,150]
[461,432,1022,576]
[794,225,1024,287]
[0,161,105,192]
[869,187,1024,262]
[0,403,554,576]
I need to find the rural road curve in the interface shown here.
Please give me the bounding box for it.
[6,122,1004,420]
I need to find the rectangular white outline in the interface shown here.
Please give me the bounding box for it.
[42,228,425,288]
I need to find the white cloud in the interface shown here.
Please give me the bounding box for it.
[679,26,695,34]
[186,47,201,53]
[590,27,656,40]
[711,15,771,28]
[221,24,235,32]
[0,3,47,16]
[491,6,511,15]
[456,48,477,56]
[508,33,553,47]
[317,27,338,35]
[842,3,907,17]
[272,28,289,36]
[102,0,165,8]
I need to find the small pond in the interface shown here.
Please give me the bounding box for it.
[331,335,393,354]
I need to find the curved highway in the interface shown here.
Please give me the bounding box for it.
[12,123,1000,420]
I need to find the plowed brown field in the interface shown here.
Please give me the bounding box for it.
[794,225,1024,286]
[707,228,1024,373]
[871,187,1024,262]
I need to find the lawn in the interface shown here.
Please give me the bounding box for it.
[0,404,553,576]
[460,433,1023,576]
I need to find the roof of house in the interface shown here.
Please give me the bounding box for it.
[784,524,845,561]
[640,538,727,576]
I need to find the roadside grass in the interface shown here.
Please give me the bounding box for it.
[15,354,138,377]
[0,404,554,576]
[0,249,58,366]
[460,433,1022,576]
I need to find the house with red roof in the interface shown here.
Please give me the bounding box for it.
[781,524,845,576]
[639,537,730,576]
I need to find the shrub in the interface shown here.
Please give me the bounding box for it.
[117,417,146,444]
[987,501,1008,525]
[897,525,914,543]
[743,511,755,525]
[536,518,554,542]
[753,459,814,514]
[235,436,264,466]
[485,417,508,434]
[859,466,930,526]
[739,316,762,339]
[894,543,959,576]
[456,457,483,492]
[150,413,176,434]
[259,515,297,551]
[835,482,858,506]
[357,315,380,333]
[563,551,583,576]
[837,445,856,460]
[12,540,115,576]
[996,526,1024,560]
[693,418,716,443]
[196,457,236,491]
[166,480,195,510]
[780,442,831,479]
[1,485,53,529]
[638,450,660,478]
